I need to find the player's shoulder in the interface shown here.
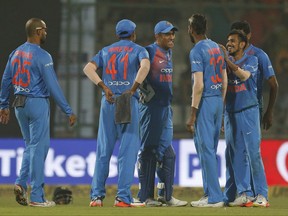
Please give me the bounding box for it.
[244,53,258,64]
[36,47,52,62]
[248,44,269,58]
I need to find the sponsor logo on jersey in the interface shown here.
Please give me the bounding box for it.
[13,85,30,93]
[108,81,130,86]
[160,68,173,73]
[210,83,222,90]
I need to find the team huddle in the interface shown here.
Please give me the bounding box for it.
[0,13,278,208]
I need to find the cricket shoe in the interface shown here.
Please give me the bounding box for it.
[253,194,270,207]
[158,196,188,207]
[90,196,104,207]
[145,198,162,207]
[191,196,223,208]
[130,198,145,207]
[14,184,28,206]
[190,195,208,207]
[29,200,56,207]
[114,196,131,207]
[228,193,254,207]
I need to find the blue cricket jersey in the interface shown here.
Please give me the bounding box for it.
[0,42,73,115]
[244,44,275,109]
[226,54,258,113]
[92,40,149,97]
[145,43,173,106]
[190,39,226,97]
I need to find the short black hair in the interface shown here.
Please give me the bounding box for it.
[228,29,248,44]
[230,20,251,35]
[25,18,43,37]
[188,14,207,35]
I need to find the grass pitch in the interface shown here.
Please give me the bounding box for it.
[0,185,287,216]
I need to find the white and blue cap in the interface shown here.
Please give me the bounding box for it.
[116,19,136,38]
[154,21,178,34]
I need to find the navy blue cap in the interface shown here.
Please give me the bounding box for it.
[154,21,178,34]
[116,19,136,38]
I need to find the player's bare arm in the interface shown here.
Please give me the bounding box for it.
[263,75,279,130]
[83,61,114,103]
[130,58,150,94]
[186,72,203,134]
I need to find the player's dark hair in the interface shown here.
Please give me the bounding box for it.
[230,20,251,35]
[228,29,248,44]
[25,18,43,37]
[189,14,207,35]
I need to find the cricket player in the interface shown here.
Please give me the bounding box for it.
[0,18,76,207]
[186,14,227,208]
[220,29,269,207]
[231,20,278,130]
[137,21,187,207]
[223,21,277,207]
[83,19,150,207]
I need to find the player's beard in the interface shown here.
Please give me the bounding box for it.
[228,46,239,57]
[40,35,46,44]
[189,34,195,43]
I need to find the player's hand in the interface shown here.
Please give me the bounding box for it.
[221,114,225,134]
[218,43,228,61]
[262,111,272,130]
[186,106,198,136]
[69,114,77,127]
[0,109,10,125]
[122,89,134,96]
[103,86,114,104]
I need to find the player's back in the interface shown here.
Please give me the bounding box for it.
[245,44,275,108]
[99,40,147,95]
[190,39,225,97]
[8,42,51,98]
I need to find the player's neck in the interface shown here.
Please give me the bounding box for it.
[27,37,41,45]
[234,51,244,61]
[194,34,207,43]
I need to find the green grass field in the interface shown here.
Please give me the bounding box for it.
[0,185,287,216]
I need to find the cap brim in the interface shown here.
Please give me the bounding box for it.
[158,26,178,34]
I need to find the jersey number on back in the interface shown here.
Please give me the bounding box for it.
[12,58,31,87]
[210,56,224,84]
[106,53,129,80]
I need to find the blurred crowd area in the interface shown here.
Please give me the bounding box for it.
[54,0,288,139]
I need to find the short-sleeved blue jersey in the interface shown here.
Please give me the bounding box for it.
[244,44,275,109]
[0,42,72,115]
[226,54,258,113]
[145,43,173,106]
[190,39,226,97]
[92,40,149,97]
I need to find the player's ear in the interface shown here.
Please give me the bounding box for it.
[240,41,246,49]
[36,29,41,36]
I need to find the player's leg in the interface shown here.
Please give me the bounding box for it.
[14,107,30,206]
[137,103,162,203]
[224,113,252,206]
[242,106,268,205]
[116,97,141,204]
[156,145,175,201]
[137,149,157,202]
[194,97,223,204]
[90,97,117,202]
[230,111,253,197]
[155,107,187,207]
[26,98,50,203]
[155,106,173,200]
[223,112,238,203]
